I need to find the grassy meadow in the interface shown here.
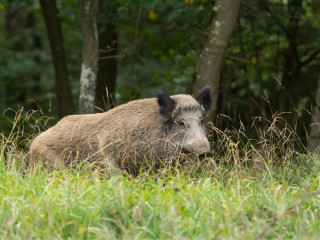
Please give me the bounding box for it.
[0,110,319,239]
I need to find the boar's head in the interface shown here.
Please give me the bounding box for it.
[158,86,212,159]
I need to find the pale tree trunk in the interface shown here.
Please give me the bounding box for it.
[40,0,75,118]
[309,74,320,151]
[193,0,240,123]
[78,0,99,114]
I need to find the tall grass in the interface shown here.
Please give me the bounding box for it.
[0,109,319,239]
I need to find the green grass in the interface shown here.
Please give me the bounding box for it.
[0,110,320,239]
[0,149,319,239]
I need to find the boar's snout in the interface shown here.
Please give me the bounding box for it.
[183,135,211,158]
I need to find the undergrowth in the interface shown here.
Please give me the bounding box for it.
[0,109,319,239]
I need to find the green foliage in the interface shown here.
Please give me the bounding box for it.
[0,2,55,115]
[115,0,213,101]
[0,0,213,120]
[221,0,320,131]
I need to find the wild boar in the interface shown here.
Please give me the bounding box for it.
[29,86,212,174]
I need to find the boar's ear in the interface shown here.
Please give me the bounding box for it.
[196,85,212,114]
[157,90,176,118]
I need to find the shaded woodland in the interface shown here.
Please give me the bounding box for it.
[0,0,319,149]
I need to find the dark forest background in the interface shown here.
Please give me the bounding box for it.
[0,0,320,149]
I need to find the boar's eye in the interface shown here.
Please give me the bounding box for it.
[178,120,186,127]
[200,118,204,125]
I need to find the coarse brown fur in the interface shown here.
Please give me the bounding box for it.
[29,88,212,175]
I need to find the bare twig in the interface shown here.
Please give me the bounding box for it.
[251,190,320,240]
[224,55,248,64]
[301,49,320,67]
[99,54,126,60]
[135,0,144,40]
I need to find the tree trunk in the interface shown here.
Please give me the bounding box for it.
[309,74,320,151]
[95,1,117,111]
[39,0,75,118]
[78,0,99,114]
[193,0,240,123]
